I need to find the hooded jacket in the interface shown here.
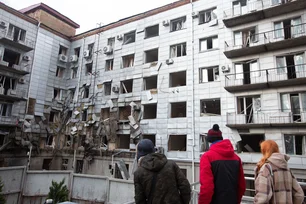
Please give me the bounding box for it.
[134,153,191,204]
[254,153,304,204]
[199,139,246,204]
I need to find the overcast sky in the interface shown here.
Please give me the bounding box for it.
[2,0,177,34]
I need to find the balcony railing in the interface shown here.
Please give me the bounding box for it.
[223,0,306,27]
[225,64,306,91]
[0,116,18,126]
[0,61,30,75]
[0,29,34,52]
[0,89,27,101]
[223,0,264,19]
[224,23,306,58]
[227,110,306,127]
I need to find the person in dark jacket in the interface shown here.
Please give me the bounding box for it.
[199,124,246,204]
[134,139,191,204]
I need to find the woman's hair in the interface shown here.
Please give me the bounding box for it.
[256,140,280,172]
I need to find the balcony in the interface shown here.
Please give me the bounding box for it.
[224,23,306,58]
[0,116,18,127]
[0,89,27,101]
[226,110,306,129]
[223,0,306,28]
[0,29,34,52]
[0,61,30,76]
[225,65,306,92]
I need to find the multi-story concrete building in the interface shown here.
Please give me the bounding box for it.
[0,0,306,191]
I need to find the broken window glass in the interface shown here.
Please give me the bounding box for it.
[145,25,159,38]
[120,80,133,93]
[168,135,187,151]
[170,17,186,32]
[145,49,158,63]
[284,135,305,155]
[170,71,186,87]
[123,31,136,45]
[170,43,186,58]
[122,54,134,68]
[85,63,93,75]
[105,59,114,71]
[200,99,221,116]
[143,104,157,119]
[143,75,158,90]
[171,102,186,118]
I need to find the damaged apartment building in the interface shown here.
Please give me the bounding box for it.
[1,0,306,187]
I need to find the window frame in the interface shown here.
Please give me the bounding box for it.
[199,36,219,51]
[123,31,136,45]
[170,42,187,58]
[199,66,220,83]
[199,7,217,24]
[170,16,186,32]
[145,24,159,38]
[200,98,221,116]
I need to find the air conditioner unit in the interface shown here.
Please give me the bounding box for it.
[22,55,31,61]
[162,20,170,26]
[83,50,90,58]
[166,58,174,65]
[112,86,119,93]
[221,65,230,72]
[58,54,68,62]
[8,89,17,95]
[0,21,7,29]
[70,55,78,62]
[103,45,113,54]
[192,12,199,18]
[117,35,123,41]
[18,77,25,84]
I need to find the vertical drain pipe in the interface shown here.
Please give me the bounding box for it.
[190,0,196,185]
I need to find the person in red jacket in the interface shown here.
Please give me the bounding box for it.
[199,124,246,204]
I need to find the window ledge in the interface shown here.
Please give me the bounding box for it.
[199,48,219,53]
[170,28,187,33]
[144,35,159,39]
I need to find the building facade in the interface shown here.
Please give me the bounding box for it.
[0,0,306,188]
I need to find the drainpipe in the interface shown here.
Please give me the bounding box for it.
[92,30,102,105]
[189,0,196,185]
[76,37,86,104]
[25,22,41,114]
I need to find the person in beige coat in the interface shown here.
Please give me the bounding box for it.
[254,140,304,204]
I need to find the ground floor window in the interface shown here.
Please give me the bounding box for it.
[284,134,306,155]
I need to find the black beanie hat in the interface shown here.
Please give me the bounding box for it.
[207,124,223,143]
[137,139,155,161]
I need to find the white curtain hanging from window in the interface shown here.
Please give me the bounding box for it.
[234,32,242,46]
[291,17,302,38]
[212,37,218,49]
[274,22,284,39]
[200,39,207,51]
[294,53,305,72]
[201,68,208,83]
[170,46,177,58]
[281,94,290,112]
[235,64,244,79]
[250,61,260,77]
[276,57,286,74]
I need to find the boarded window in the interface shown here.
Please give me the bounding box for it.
[171,102,186,118]
[170,71,186,87]
[168,135,187,151]
[143,104,157,119]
